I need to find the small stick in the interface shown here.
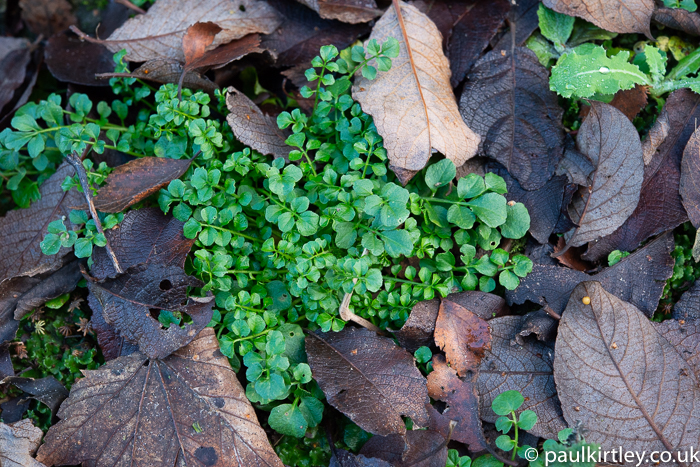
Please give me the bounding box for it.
[338,248,384,334]
[115,0,146,14]
[543,304,562,321]
[65,149,123,274]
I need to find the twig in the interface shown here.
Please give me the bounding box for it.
[115,0,146,14]
[338,248,384,334]
[542,304,561,321]
[65,148,123,274]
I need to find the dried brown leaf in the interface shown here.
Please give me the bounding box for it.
[93,156,192,213]
[681,126,700,229]
[306,326,429,436]
[553,237,590,272]
[610,84,649,122]
[183,22,222,68]
[0,163,83,284]
[555,282,700,462]
[187,33,264,70]
[674,279,700,321]
[444,291,510,320]
[0,38,31,112]
[394,298,439,353]
[226,86,291,160]
[359,430,447,467]
[515,309,559,344]
[0,419,45,467]
[654,319,700,379]
[1,376,68,416]
[45,31,115,87]
[19,0,76,36]
[476,315,567,439]
[434,298,491,377]
[330,450,392,467]
[36,328,284,467]
[98,59,219,93]
[543,0,654,37]
[653,6,700,36]
[352,1,479,184]
[296,0,381,24]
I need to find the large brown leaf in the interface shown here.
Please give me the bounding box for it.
[476,315,567,440]
[0,419,45,467]
[296,0,381,24]
[352,1,479,184]
[102,0,282,62]
[93,156,193,213]
[508,232,674,316]
[542,0,654,37]
[0,38,31,112]
[460,47,565,190]
[0,162,83,284]
[584,90,694,261]
[434,298,491,377]
[394,298,439,353]
[681,126,700,228]
[653,6,700,36]
[560,101,644,250]
[226,87,291,160]
[555,282,700,463]
[305,326,429,436]
[36,328,284,467]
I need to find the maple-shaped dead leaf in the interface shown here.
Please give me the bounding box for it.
[306,326,429,436]
[36,328,284,467]
[352,1,479,184]
[0,419,45,467]
[556,282,700,462]
[296,0,381,24]
[543,0,654,37]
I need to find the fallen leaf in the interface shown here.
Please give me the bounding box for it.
[434,298,491,377]
[87,262,214,360]
[352,1,480,184]
[444,291,509,320]
[0,345,13,379]
[0,162,83,284]
[560,101,644,251]
[183,22,223,68]
[186,33,265,71]
[460,47,565,190]
[45,31,116,87]
[0,38,31,112]
[359,430,447,467]
[89,307,139,360]
[226,86,291,160]
[0,399,31,424]
[653,6,700,36]
[674,280,700,321]
[93,156,193,213]
[36,328,284,467]
[552,237,590,272]
[555,281,700,460]
[492,0,541,50]
[97,59,219,94]
[1,376,68,416]
[508,232,674,316]
[609,84,649,121]
[476,315,567,440]
[19,0,76,36]
[427,354,489,451]
[681,127,700,229]
[515,309,558,344]
[394,298,439,353]
[0,419,45,467]
[98,0,283,62]
[296,0,381,23]
[653,319,700,378]
[583,89,694,262]
[330,450,392,467]
[642,108,670,165]
[555,142,595,187]
[306,326,429,436]
[543,0,654,37]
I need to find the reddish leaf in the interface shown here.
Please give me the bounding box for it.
[93,157,192,213]
[183,22,223,68]
[434,299,491,377]
[553,237,591,272]
[609,85,649,121]
[443,291,509,321]
[393,298,439,353]
[187,33,265,70]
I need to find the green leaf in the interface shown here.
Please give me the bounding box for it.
[484,173,507,194]
[74,237,94,258]
[379,230,414,257]
[518,410,538,431]
[663,0,697,12]
[499,270,520,290]
[500,202,530,239]
[512,255,533,277]
[550,45,649,98]
[299,396,324,428]
[467,193,507,228]
[472,454,504,467]
[526,33,558,66]
[447,205,476,230]
[297,211,319,236]
[27,135,45,158]
[268,404,307,437]
[643,45,667,83]
[474,255,498,276]
[490,249,509,267]
[414,346,432,364]
[183,218,202,239]
[492,390,525,415]
[334,222,357,249]
[495,435,515,452]
[40,233,62,255]
[457,173,486,199]
[495,416,513,434]
[537,4,574,47]
[425,159,456,191]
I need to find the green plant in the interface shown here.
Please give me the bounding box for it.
[492,390,537,461]
[607,249,630,266]
[446,449,471,467]
[663,0,697,12]
[529,427,599,467]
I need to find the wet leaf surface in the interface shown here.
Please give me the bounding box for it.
[1,376,68,416]
[0,38,31,112]
[0,419,45,467]
[543,0,654,37]
[36,328,284,467]
[19,0,76,37]
[352,1,479,184]
[460,47,565,190]
[359,430,447,467]
[555,281,700,461]
[306,326,429,436]
[653,6,700,36]
[93,156,193,213]
[45,31,116,87]
[296,0,381,24]
[394,298,439,353]
[476,315,567,440]
[434,298,491,377]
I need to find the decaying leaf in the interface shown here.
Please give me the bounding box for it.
[45,31,116,87]
[609,85,649,122]
[476,315,567,440]
[226,87,291,160]
[427,354,488,451]
[555,282,700,461]
[556,142,594,187]
[98,59,219,93]
[36,328,284,467]
[0,163,83,284]
[460,47,565,190]
[515,309,558,344]
[543,0,654,37]
[99,0,282,62]
[183,22,222,67]
[653,6,700,36]
[0,419,45,467]
[19,0,76,37]
[674,279,700,321]
[654,319,700,378]
[0,38,31,112]
[90,304,139,360]
[352,1,480,184]
[584,89,694,261]
[394,298,439,353]
[509,232,674,316]
[330,450,392,467]
[492,0,541,50]
[1,375,69,416]
[681,127,700,229]
[434,298,491,377]
[359,430,447,467]
[560,101,644,251]
[186,33,265,71]
[444,291,509,320]
[306,326,429,436]
[296,0,381,24]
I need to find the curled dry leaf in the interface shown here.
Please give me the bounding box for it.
[681,126,700,229]
[352,1,479,184]
[543,0,654,37]
[653,319,700,378]
[100,0,282,62]
[45,31,115,87]
[305,326,429,436]
[394,298,439,353]
[0,162,83,284]
[584,89,694,262]
[434,298,491,377]
[36,328,284,467]
[359,430,447,467]
[560,101,644,251]
[93,156,193,213]
[0,419,45,467]
[476,315,567,440]
[427,354,489,451]
[1,375,69,416]
[296,0,381,24]
[0,38,31,112]
[187,33,264,71]
[509,232,674,316]
[556,282,700,463]
[98,59,219,94]
[226,86,291,160]
[19,0,76,37]
[183,22,222,68]
[460,47,565,190]
[653,7,700,36]
[674,280,700,321]
[515,309,558,344]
